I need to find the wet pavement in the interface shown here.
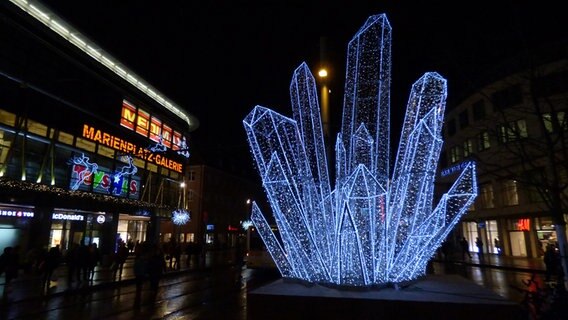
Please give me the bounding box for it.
[0,251,548,302]
[0,249,238,304]
[0,250,562,319]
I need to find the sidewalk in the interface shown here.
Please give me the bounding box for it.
[0,248,240,304]
[1,250,546,304]
[433,252,546,274]
[433,252,546,273]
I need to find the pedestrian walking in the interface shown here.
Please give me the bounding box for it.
[133,242,148,307]
[0,246,20,297]
[112,242,129,279]
[42,245,62,289]
[494,238,501,255]
[76,240,90,282]
[460,237,471,259]
[543,244,560,281]
[475,237,484,259]
[127,239,135,253]
[87,243,101,281]
[172,242,182,270]
[147,245,167,294]
[440,240,452,262]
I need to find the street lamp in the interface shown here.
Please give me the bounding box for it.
[317,63,332,171]
[246,199,252,218]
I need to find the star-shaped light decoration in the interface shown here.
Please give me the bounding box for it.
[241,220,254,230]
[172,209,191,225]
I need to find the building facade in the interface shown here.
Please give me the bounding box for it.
[0,0,199,258]
[168,164,265,250]
[438,44,568,258]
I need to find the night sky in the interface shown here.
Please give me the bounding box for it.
[38,0,567,175]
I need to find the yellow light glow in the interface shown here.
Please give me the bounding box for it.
[318,69,328,78]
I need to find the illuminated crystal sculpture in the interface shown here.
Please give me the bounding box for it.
[243,13,477,287]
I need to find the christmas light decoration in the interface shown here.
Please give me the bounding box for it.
[69,154,98,191]
[241,220,254,230]
[108,155,138,195]
[243,13,477,287]
[147,136,168,153]
[172,209,190,225]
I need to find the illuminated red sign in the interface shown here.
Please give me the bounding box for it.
[517,218,530,231]
[150,116,162,143]
[120,100,186,152]
[120,101,136,130]
[135,108,150,136]
[227,225,238,231]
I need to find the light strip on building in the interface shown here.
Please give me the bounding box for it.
[9,0,198,131]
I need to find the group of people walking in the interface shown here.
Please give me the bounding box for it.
[2,238,214,302]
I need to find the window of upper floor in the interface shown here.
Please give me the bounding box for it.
[478,183,495,209]
[463,138,474,157]
[449,145,462,164]
[498,119,528,143]
[543,111,567,133]
[477,131,491,151]
[524,169,546,203]
[27,119,48,137]
[0,110,16,127]
[501,179,519,206]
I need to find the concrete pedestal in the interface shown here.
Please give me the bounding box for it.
[247,274,527,320]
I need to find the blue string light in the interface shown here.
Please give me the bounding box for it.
[243,13,477,287]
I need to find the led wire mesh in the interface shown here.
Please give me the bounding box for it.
[243,13,477,287]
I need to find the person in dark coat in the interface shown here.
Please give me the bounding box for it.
[87,243,101,281]
[147,245,167,293]
[475,237,484,259]
[113,242,130,279]
[42,245,62,288]
[460,237,471,259]
[76,240,90,282]
[544,244,560,281]
[0,246,19,296]
[133,241,149,307]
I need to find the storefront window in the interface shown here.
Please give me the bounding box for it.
[536,216,557,256]
[507,218,530,257]
[486,220,500,254]
[117,215,148,249]
[462,222,478,252]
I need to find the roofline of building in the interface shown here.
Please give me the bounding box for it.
[8,0,199,132]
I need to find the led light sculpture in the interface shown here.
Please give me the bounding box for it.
[172,209,191,225]
[243,13,477,287]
